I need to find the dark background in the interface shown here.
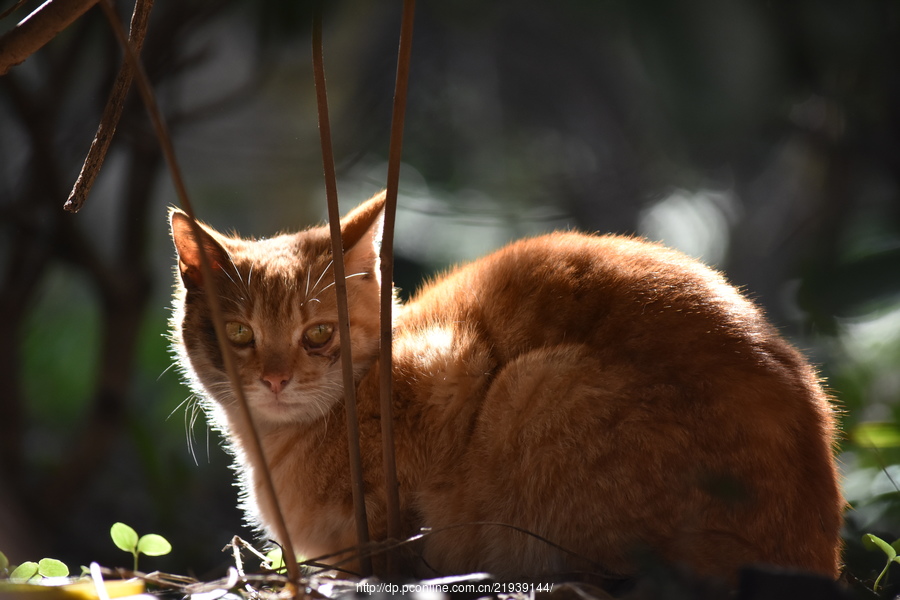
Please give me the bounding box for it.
[1,0,899,587]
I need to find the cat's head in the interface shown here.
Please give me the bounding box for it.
[170,192,385,427]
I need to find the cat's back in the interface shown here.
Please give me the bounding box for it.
[401,232,771,363]
[398,231,832,440]
[389,231,842,580]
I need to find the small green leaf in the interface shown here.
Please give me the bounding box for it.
[37,558,68,578]
[0,551,8,571]
[265,547,285,572]
[863,534,897,560]
[9,561,39,582]
[111,523,140,553]
[137,534,171,557]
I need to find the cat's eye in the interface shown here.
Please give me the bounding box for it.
[304,323,334,348]
[225,321,254,345]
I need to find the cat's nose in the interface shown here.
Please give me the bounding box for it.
[261,374,291,394]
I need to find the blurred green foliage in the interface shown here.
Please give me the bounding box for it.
[22,269,100,427]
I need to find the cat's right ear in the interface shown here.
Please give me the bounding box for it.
[340,191,385,279]
[169,208,230,290]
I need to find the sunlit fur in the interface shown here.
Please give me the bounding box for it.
[170,192,843,583]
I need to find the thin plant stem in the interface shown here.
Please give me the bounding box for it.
[379,0,416,574]
[311,3,372,577]
[96,0,302,590]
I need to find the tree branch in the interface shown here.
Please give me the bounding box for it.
[64,0,154,213]
[0,0,100,76]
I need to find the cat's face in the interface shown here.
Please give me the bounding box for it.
[170,195,385,426]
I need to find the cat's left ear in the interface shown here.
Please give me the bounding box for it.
[340,191,385,276]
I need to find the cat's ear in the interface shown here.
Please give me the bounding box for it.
[340,191,385,275]
[169,208,231,289]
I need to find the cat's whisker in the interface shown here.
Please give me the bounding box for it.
[174,393,207,466]
[218,255,253,300]
[220,263,240,290]
[204,417,212,463]
[219,298,249,316]
[205,380,236,393]
[185,399,199,466]
[168,395,195,421]
[189,400,212,465]
[307,259,334,301]
[315,272,369,296]
[210,386,238,403]
[157,360,180,382]
[203,381,240,408]
[304,266,312,300]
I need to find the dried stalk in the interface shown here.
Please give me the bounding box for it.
[311,4,372,577]
[95,0,302,590]
[65,0,154,213]
[0,0,99,75]
[379,0,416,572]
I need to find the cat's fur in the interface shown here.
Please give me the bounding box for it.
[169,192,843,583]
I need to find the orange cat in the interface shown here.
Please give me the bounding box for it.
[169,192,843,583]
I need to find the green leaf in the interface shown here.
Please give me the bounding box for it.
[863,533,897,560]
[9,561,39,582]
[111,523,140,553]
[37,558,68,578]
[137,534,171,557]
[0,551,8,571]
[266,547,285,572]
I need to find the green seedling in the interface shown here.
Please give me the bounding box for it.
[265,547,286,573]
[862,533,900,593]
[4,557,68,583]
[261,546,311,577]
[110,522,172,571]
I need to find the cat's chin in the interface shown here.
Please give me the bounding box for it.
[245,388,337,426]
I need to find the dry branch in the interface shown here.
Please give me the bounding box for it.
[0,0,99,75]
[64,0,154,213]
